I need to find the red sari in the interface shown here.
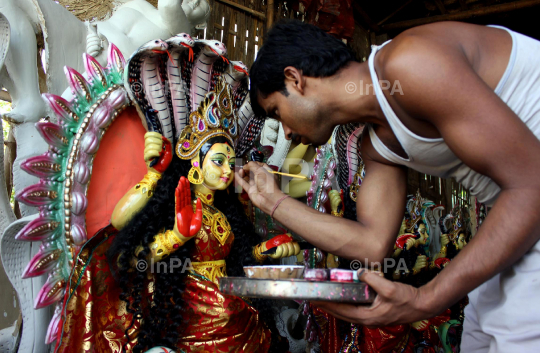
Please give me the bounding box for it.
[54,222,270,353]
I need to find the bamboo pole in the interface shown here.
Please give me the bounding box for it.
[215,0,266,20]
[266,0,275,30]
[382,0,540,31]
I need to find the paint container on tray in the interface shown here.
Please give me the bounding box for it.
[353,270,360,283]
[329,269,355,283]
[303,268,328,281]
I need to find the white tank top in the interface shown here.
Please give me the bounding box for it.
[367,25,540,206]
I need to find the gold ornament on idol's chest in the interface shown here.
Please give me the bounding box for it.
[195,191,232,246]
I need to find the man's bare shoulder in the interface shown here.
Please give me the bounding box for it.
[370,22,488,129]
[377,22,474,74]
[391,21,484,49]
[377,22,510,85]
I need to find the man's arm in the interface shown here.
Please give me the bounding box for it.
[315,32,540,326]
[389,34,540,314]
[236,142,407,263]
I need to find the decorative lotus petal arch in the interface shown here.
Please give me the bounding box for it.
[15,43,128,344]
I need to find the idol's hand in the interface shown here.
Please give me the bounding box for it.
[144,132,172,174]
[312,270,438,327]
[174,176,202,238]
[270,242,301,259]
[406,237,417,250]
[413,255,428,274]
[440,234,450,247]
[329,190,342,213]
[236,162,283,214]
[261,234,301,259]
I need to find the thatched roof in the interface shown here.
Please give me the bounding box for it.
[56,0,158,22]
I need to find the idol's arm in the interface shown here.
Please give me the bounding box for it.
[111,169,162,230]
[237,142,408,264]
[144,228,193,263]
[111,132,172,230]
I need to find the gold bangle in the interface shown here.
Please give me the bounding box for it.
[151,229,185,259]
[167,229,186,248]
[135,171,162,197]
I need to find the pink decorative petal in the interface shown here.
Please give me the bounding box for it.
[16,182,60,207]
[42,94,77,125]
[107,43,126,73]
[45,305,62,344]
[64,66,91,102]
[22,244,61,278]
[83,53,107,88]
[20,154,62,179]
[36,122,69,152]
[15,216,60,242]
[35,271,65,309]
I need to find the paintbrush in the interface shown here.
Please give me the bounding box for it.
[236,163,308,179]
[269,171,308,179]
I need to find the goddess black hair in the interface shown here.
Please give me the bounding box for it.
[249,19,356,117]
[108,136,287,352]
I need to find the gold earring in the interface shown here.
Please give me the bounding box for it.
[188,166,204,184]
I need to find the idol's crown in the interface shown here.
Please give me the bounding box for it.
[176,78,238,159]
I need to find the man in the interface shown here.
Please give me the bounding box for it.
[236,20,540,352]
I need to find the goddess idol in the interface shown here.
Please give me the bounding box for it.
[23,37,293,352]
[56,79,288,352]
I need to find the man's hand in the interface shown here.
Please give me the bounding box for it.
[312,270,438,326]
[235,161,283,214]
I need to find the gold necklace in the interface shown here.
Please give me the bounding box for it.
[194,190,214,206]
[196,197,232,246]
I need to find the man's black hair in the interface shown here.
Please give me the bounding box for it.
[249,19,356,117]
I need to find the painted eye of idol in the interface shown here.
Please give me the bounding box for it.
[210,155,235,169]
[211,155,225,166]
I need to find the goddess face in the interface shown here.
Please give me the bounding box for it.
[417,223,428,245]
[457,233,467,250]
[201,143,235,190]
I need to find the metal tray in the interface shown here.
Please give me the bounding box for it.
[219,277,376,304]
